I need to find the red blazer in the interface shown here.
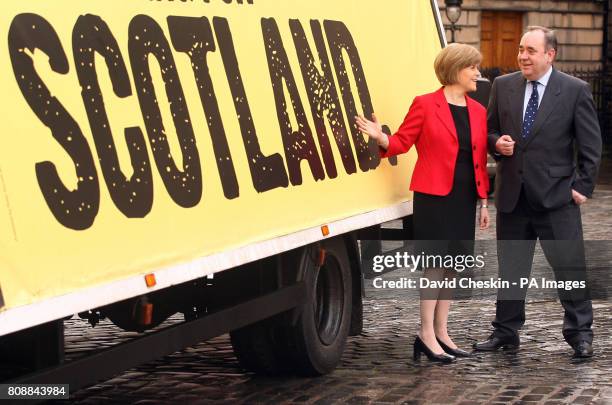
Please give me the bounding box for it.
[381,88,489,198]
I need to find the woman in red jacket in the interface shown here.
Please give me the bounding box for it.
[356,43,490,363]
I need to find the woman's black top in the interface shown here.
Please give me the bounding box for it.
[412,104,478,260]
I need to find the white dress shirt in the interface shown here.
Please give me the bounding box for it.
[522,66,553,120]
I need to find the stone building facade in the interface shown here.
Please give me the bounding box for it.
[437,0,608,70]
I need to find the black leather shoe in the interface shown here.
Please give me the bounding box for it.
[413,336,456,363]
[472,335,519,352]
[572,341,594,358]
[437,337,471,357]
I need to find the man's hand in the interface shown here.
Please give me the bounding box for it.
[572,189,588,205]
[495,135,515,156]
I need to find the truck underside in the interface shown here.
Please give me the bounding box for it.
[0,233,374,391]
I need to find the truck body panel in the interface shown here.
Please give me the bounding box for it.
[0,0,443,335]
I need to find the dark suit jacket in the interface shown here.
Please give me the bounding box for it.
[381,88,489,198]
[487,69,602,213]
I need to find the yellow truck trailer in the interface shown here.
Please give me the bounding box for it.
[0,0,444,392]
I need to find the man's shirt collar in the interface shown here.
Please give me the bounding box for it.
[528,66,553,87]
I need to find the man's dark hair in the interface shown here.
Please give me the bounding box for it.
[526,25,558,51]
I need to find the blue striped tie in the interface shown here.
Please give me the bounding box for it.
[521,81,539,138]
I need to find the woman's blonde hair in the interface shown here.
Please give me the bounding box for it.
[433,43,482,86]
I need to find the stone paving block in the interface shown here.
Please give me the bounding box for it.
[494,396,517,402]
[520,394,545,402]
[529,386,556,395]
[573,396,598,404]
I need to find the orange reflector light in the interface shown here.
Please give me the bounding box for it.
[141,303,153,326]
[321,225,330,236]
[144,273,156,287]
[318,248,327,266]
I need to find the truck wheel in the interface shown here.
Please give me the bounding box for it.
[229,313,288,374]
[230,237,353,376]
[287,237,353,376]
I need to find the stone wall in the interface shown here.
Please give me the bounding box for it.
[436,0,606,70]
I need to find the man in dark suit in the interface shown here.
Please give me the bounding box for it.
[474,26,602,358]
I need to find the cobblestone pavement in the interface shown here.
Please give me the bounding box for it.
[59,159,612,405]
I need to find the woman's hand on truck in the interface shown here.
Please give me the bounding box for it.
[355,114,388,149]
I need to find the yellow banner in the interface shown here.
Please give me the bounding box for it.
[0,0,442,311]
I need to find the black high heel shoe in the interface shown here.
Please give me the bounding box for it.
[436,337,472,357]
[413,336,456,363]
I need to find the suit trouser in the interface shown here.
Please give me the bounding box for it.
[492,188,593,346]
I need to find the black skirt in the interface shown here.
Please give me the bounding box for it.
[414,161,477,245]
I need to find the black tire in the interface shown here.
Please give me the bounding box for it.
[230,237,353,376]
[229,314,288,375]
[286,237,353,376]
